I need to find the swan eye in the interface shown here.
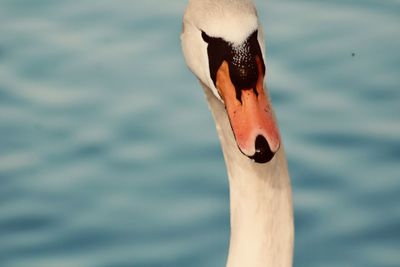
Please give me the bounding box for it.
[201,31,211,43]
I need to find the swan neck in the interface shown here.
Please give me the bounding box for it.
[202,84,294,267]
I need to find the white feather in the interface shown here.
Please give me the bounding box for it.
[181,1,294,266]
[181,0,262,101]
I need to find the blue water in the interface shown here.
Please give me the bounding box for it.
[0,0,399,266]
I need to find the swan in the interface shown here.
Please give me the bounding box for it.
[181,0,294,267]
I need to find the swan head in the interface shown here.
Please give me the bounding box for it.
[181,0,280,163]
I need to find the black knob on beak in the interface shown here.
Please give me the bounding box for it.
[229,58,258,90]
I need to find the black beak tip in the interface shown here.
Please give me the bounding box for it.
[249,135,275,164]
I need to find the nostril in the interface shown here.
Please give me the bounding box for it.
[250,135,275,163]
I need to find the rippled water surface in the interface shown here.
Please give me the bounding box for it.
[1,0,399,266]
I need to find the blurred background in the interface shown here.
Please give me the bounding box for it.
[0,0,399,266]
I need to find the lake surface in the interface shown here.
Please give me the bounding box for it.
[0,0,399,266]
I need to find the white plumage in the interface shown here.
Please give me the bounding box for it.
[181,1,294,266]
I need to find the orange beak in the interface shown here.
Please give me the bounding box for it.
[215,57,280,163]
